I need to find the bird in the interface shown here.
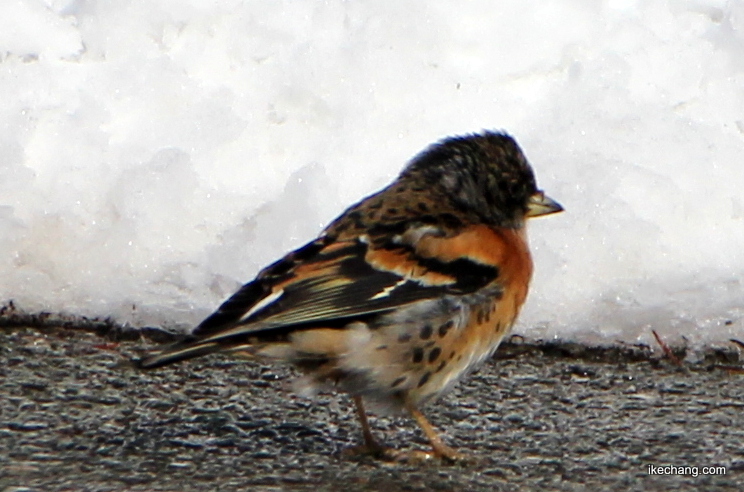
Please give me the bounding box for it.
[139,130,562,462]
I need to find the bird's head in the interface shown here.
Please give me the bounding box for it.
[404,131,563,228]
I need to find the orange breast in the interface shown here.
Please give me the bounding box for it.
[462,225,532,350]
[406,225,534,403]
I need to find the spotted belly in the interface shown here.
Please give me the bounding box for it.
[297,290,516,409]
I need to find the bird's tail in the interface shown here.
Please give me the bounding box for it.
[137,333,293,370]
[137,336,252,369]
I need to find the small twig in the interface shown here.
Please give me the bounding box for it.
[651,330,683,367]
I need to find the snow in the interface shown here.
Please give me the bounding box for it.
[1,0,743,348]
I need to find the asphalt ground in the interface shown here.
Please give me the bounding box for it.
[1,323,743,491]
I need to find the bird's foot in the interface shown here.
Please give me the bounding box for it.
[343,442,402,461]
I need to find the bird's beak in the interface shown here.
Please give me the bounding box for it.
[526,191,563,218]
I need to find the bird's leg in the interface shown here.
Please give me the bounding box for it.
[345,396,406,460]
[344,396,388,457]
[353,395,382,451]
[406,402,469,462]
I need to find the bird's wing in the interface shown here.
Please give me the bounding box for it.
[138,225,506,369]
[193,227,501,342]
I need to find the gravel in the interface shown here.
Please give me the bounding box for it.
[1,325,743,491]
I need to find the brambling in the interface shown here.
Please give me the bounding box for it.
[140,130,562,462]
